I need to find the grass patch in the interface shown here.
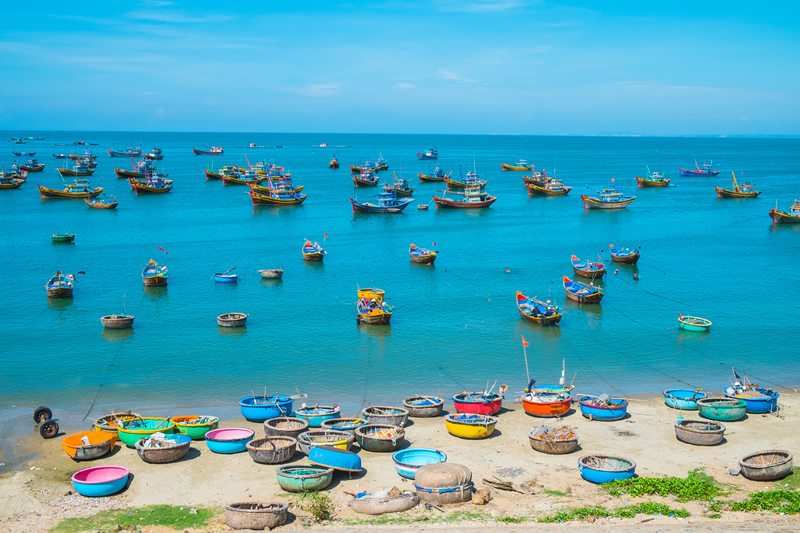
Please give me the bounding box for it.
[538,502,689,523]
[52,505,219,533]
[543,489,566,497]
[343,510,529,526]
[293,492,335,522]
[730,490,800,514]
[606,468,724,501]
[775,467,800,491]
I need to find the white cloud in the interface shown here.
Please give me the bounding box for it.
[126,10,234,23]
[298,83,343,96]
[394,82,415,89]
[438,69,477,83]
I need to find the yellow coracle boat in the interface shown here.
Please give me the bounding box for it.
[445,413,497,439]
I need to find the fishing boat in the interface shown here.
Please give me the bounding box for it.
[70,150,96,160]
[579,395,629,421]
[142,259,168,286]
[351,190,412,214]
[527,177,571,196]
[38,178,103,199]
[562,275,604,303]
[501,158,532,171]
[351,161,378,174]
[674,419,725,446]
[522,168,547,187]
[418,166,450,183]
[522,391,572,417]
[571,255,606,278]
[129,174,173,194]
[12,151,34,156]
[85,195,118,209]
[739,451,793,481]
[193,146,224,155]
[375,153,389,171]
[302,240,326,261]
[697,398,746,421]
[144,148,164,160]
[353,171,380,187]
[581,184,636,209]
[205,165,239,181]
[409,244,436,264]
[725,369,780,414]
[53,153,67,159]
[19,158,45,172]
[57,160,95,177]
[636,165,670,187]
[578,455,636,483]
[445,169,486,189]
[609,244,640,264]
[224,168,266,186]
[383,174,415,197]
[258,268,284,279]
[769,200,800,224]
[357,296,394,324]
[250,188,307,206]
[515,291,562,326]
[417,148,438,160]
[663,389,707,410]
[444,414,497,439]
[107,147,142,157]
[715,172,761,198]
[214,266,239,283]
[679,159,720,176]
[329,156,339,169]
[678,314,711,332]
[453,391,503,415]
[61,431,117,461]
[52,233,75,243]
[45,271,74,298]
[433,187,497,208]
[0,173,25,189]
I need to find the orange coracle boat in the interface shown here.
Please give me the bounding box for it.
[61,431,118,460]
[522,392,572,417]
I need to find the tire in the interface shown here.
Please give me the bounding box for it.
[39,420,59,439]
[33,406,52,423]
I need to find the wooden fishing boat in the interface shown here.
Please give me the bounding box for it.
[193,146,224,155]
[527,178,571,196]
[522,392,572,417]
[19,158,45,172]
[224,502,288,531]
[51,233,75,243]
[351,190,412,213]
[144,148,163,160]
[355,424,405,452]
[205,169,223,180]
[452,392,502,415]
[0,172,25,189]
[329,156,339,169]
[725,370,779,414]
[445,170,486,189]
[696,398,746,421]
[357,296,394,324]
[417,148,438,160]
[739,450,793,481]
[264,417,308,439]
[70,150,96,161]
[320,417,367,436]
[101,315,135,329]
[393,448,447,479]
[663,389,707,410]
[516,291,562,325]
[115,159,156,179]
[679,159,719,176]
[375,153,389,171]
[636,165,670,187]
[276,465,334,492]
[53,153,67,159]
[93,411,141,435]
[433,187,496,208]
[770,199,800,224]
[218,313,248,327]
[445,413,497,439]
[501,158,532,171]
[674,419,725,446]
[129,174,173,194]
[383,175,415,197]
[223,171,266,186]
[715,172,761,198]
[351,161,378,174]
[678,314,711,331]
[418,166,450,182]
[85,195,118,209]
[142,259,168,286]
[609,244,640,264]
[45,271,74,298]
[39,178,103,199]
[522,169,547,187]
[571,255,606,279]
[562,275,604,303]
[108,147,142,157]
[578,455,636,483]
[409,244,436,264]
[581,184,636,209]
[414,463,474,505]
[258,268,283,279]
[302,240,326,261]
[579,395,628,421]
[403,396,444,418]
[61,431,117,461]
[353,171,380,187]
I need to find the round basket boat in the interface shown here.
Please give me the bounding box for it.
[100,314,135,329]
[697,397,746,422]
[92,411,141,435]
[320,417,367,437]
[445,413,497,439]
[355,424,405,452]
[71,466,130,497]
[247,437,297,464]
[61,431,117,461]
[225,502,288,530]
[276,465,334,493]
[295,405,341,428]
[738,450,793,481]
[350,491,419,515]
[117,418,176,447]
[579,396,629,421]
[724,387,780,414]
[452,392,502,415]
[264,417,308,439]
[362,406,409,427]
[135,434,192,464]
[663,389,707,410]
[528,426,578,455]
[522,392,572,418]
[308,445,362,472]
[240,396,294,422]
[170,415,219,440]
[674,419,726,446]
[403,396,444,418]
[393,448,447,479]
[578,455,636,484]
[414,482,474,505]
[206,428,254,454]
[297,430,354,455]
[218,312,248,327]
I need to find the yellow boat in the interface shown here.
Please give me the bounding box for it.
[445,413,497,439]
[715,171,760,199]
[61,431,118,460]
[357,287,385,301]
[501,159,532,171]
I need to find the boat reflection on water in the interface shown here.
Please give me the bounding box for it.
[143,285,168,301]
[47,297,74,311]
[218,325,248,337]
[102,328,135,342]
[357,322,392,339]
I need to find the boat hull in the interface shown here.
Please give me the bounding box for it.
[357,309,392,324]
[678,315,711,331]
[276,466,333,492]
[563,278,603,303]
[193,148,223,155]
[410,253,436,264]
[501,163,531,171]
[452,394,502,415]
[303,252,324,261]
[445,178,487,189]
[581,194,635,209]
[610,252,640,264]
[61,431,117,460]
[696,398,746,421]
[433,195,496,209]
[351,198,410,214]
[636,177,670,187]
[715,187,760,198]
[572,265,605,279]
[527,184,571,196]
[770,209,800,224]
[58,168,95,177]
[20,164,44,172]
[39,185,103,199]
[680,168,719,176]
[142,276,167,287]
[47,287,73,298]
[418,173,445,182]
[444,415,497,439]
[663,389,707,410]
[353,177,379,187]
[522,395,572,417]
[101,315,135,329]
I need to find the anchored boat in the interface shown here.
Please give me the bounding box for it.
[769,199,800,224]
[678,314,711,332]
[571,255,606,278]
[142,259,168,286]
[562,275,603,303]
[38,178,103,199]
[715,171,761,198]
[609,244,640,264]
[636,165,670,187]
[417,148,438,160]
[679,159,720,176]
[302,240,326,261]
[516,291,562,326]
[409,244,437,264]
[581,184,636,209]
[351,190,412,214]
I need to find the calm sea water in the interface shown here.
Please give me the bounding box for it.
[1,132,799,452]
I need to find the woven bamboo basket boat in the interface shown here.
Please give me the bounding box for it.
[320,417,367,437]
[362,406,409,427]
[739,450,793,481]
[224,502,288,530]
[297,430,354,455]
[403,396,444,418]
[355,424,406,452]
[350,491,419,515]
[674,419,726,446]
[413,463,473,503]
[134,435,191,464]
[528,426,578,454]
[264,417,309,439]
[246,437,297,464]
[92,411,141,435]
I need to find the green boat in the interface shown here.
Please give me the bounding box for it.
[51,233,75,243]
[276,465,333,493]
[117,417,176,447]
[171,415,219,440]
[696,398,746,422]
[678,314,711,332]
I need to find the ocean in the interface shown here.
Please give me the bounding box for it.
[1,131,798,462]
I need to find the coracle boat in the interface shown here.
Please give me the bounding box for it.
[738,450,793,481]
[516,291,562,326]
[135,433,192,464]
[108,147,142,157]
[142,259,168,286]
[329,156,339,169]
[562,275,604,304]
[0,172,25,189]
[417,148,438,160]
[20,158,45,172]
[453,391,502,415]
[93,411,141,435]
[674,419,725,446]
[357,287,385,300]
[696,397,746,422]
[45,271,74,298]
[258,268,284,279]
[357,296,394,324]
[144,148,163,160]
[302,240,326,261]
[663,389,707,410]
[355,424,406,452]
[264,417,309,439]
[715,172,761,198]
[609,244,640,264]
[51,233,75,243]
[409,244,437,264]
[445,169,486,189]
[240,395,293,421]
[295,405,341,427]
[636,165,670,187]
[383,175,415,197]
[527,178,572,196]
[85,195,118,209]
[353,170,380,187]
[528,425,578,454]
[680,159,719,176]
[100,314,135,329]
[581,184,636,209]
[393,448,447,479]
[171,415,220,439]
[320,417,367,437]
[403,396,444,418]
[217,313,248,327]
[418,165,450,182]
[769,199,800,224]
[725,370,779,414]
[276,465,333,492]
[129,174,173,194]
[362,406,409,427]
[297,430,354,455]
[71,466,130,497]
[38,178,103,199]
[225,502,288,531]
[445,414,497,439]
[205,428,254,454]
[61,431,118,461]
[414,463,474,505]
[57,161,95,177]
[351,190,412,214]
[117,417,176,447]
[247,437,298,464]
[579,395,628,421]
[501,158,532,171]
[433,187,496,208]
[350,489,419,516]
[571,255,606,279]
[522,391,572,418]
[249,188,307,206]
[578,455,636,483]
[678,314,711,332]
[193,146,224,155]
[214,266,239,283]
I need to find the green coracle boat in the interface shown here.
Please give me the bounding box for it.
[51,233,75,243]
[276,465,333,493]
[678,314,711,332]
[117,417,176,447]
[696,398,746,422]
[171,415,220,440]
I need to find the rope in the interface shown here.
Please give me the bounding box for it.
[83,338,127,421]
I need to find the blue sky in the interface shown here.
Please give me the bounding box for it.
[1,1,798,134]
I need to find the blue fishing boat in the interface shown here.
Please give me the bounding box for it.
[578,455,636,484]
[409,244,437,264]
[571,255,606,279]
[239,395,294,421]
[679,160,720,176]
[417,148,438,160]
[351,190,412,214]
[515,291,562,326]
[142,259,168,286]
[663,389,707,410]
[725,369,780,414]
[609,244,640,264]
[579,395,628,421]
[302,240,326,261]
[418,165,450,183]
[562,275,604,304]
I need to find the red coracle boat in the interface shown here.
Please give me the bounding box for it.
[522,392,572,417]
[453,391,503,415]
[193,146,223,155]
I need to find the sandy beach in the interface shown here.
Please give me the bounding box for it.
[2,391,800,532]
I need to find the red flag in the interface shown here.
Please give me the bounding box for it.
[158,246,168,254]
[324,233,329,239]
[522,336,529,347]
[432,241,436,246]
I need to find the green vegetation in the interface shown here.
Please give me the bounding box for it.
[538,503,689,523]
[52,505,219,533]
[606,469,724,501]
[730,490,800,514]
[543,489,567,496]
[294,491,335,522]
[775,467,800,491]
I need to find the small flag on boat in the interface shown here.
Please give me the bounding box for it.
[158,246,168,254]
[432,241,437,246]
[324,233,329,238]
[522,336,529,347]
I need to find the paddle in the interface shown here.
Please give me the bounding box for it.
[221,266,237,276]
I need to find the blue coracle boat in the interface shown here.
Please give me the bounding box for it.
[392,448,447,479]
[308,445,362,472]
[663,389,708,410]
[579,395,628,421]
[239,395,294,421]
[578,455,636,483]
[295,405,341,427]
[725,387,779,414]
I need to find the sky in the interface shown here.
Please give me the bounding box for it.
[1,1,799,135]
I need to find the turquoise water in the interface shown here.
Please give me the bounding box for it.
[1,132,799,441]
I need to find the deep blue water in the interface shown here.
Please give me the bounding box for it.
[1,132,799,445]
